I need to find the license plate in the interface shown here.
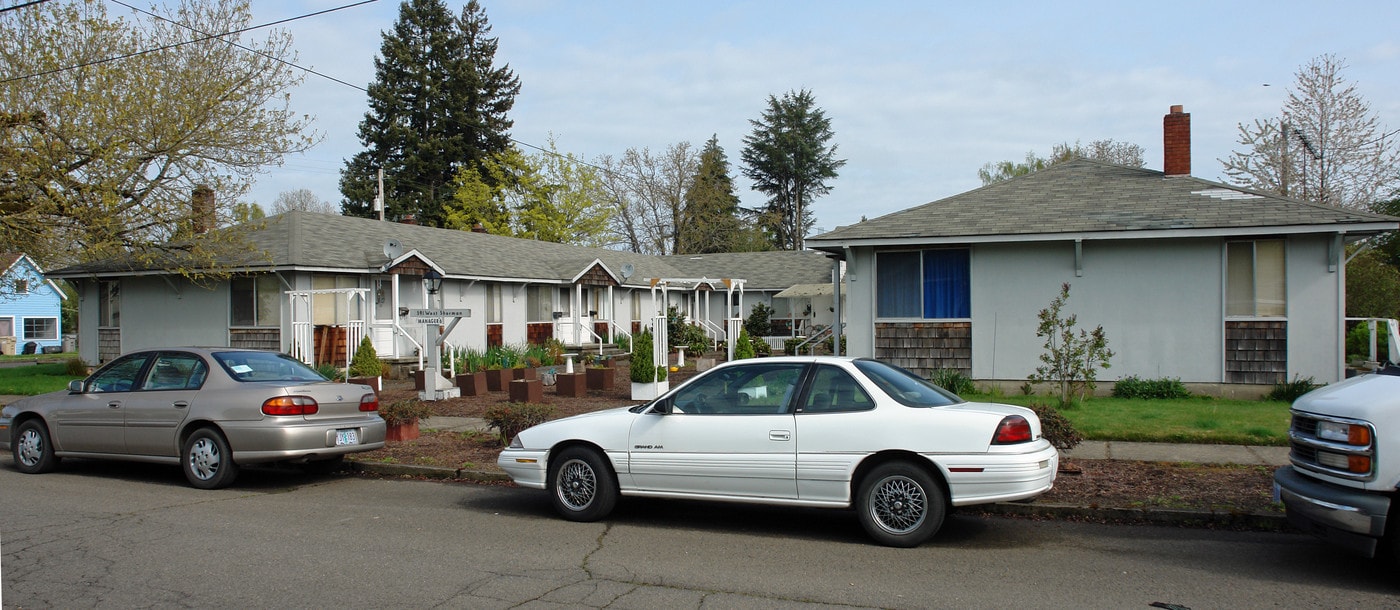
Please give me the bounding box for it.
[335,429,359,446]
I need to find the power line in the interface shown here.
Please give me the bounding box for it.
[0,0,378,85]
[0,0,53,14]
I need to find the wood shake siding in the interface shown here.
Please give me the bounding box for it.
[1224,320,1287,384]
[229,328,280,352]
[874,322,971,377]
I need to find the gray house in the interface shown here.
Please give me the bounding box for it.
[807,106,1398,392]
[49,211,835,367]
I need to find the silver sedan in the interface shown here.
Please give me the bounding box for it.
[1,347,386,489]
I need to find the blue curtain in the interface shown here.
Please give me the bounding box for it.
[923,250,970,319]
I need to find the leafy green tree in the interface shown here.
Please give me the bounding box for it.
[340,0,520,227]
[1220,54,1398,210]
[677,135,744,254]
[978,139,1145,185]
[1346,249,1400,320]
[741,89,845,251]
[1,0,313,272]
[447,139,611,246]
[1368,197,1400,270]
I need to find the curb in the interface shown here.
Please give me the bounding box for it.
[345,460,1289,532]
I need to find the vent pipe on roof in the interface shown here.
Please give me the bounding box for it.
[1164,105,1191,176]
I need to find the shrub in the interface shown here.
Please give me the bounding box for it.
[1112,376,1190,400]
[348,336,382,378]
[484,403,554,444]
[1268,375,1321,403]
[630,330,656,382]
[745,302,774,337]
[64,357,88,377]
[1028,283,1114,407]
[930,369,975,395]
[823,334,846,355]
[380,398,431,425]
[1028,401,1083,452]
[783,337,805,355]
[656,365,668,381]
[316,363,344,381]
[734,327,756,360]
[1345,322,1392,363]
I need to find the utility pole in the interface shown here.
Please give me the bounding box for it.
[376,168,385,221]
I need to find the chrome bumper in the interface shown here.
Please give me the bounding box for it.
[1273,466,1391,558]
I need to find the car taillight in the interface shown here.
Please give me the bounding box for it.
[992,415,1032,444]
[359,393,379,412]
[261,396,319,416]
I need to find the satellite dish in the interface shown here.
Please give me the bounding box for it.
[383,239,402,259]
[620,263,635,281]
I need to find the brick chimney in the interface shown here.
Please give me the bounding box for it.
[471,223,487,233]
[191,185,215,234]
[399,214,418,226]
[1163,105,1190,176]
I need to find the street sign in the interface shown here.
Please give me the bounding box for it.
[413,317,444,325]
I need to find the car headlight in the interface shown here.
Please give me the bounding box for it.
[1315,421,1370,446]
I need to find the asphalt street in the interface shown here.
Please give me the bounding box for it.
[2,458,1397,609]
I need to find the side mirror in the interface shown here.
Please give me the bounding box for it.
[68,379,85,393]
[650,398,672,415]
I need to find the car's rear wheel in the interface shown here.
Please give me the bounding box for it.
[857,461,947,547]
[182,428,239,489]
[547,446,617,522]
[13,419,60,474]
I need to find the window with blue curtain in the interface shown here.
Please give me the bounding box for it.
[923,249,970,318]
[876,249,970,319]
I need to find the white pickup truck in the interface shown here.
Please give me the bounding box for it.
[1274,356,1400,558]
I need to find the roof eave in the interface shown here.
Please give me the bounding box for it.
[808,221,1400,250]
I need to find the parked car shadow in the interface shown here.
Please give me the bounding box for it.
[1,455,341,492]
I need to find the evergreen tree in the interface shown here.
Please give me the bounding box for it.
[741,89,845,251]
[677,135,743,254]
[340,0,520,227]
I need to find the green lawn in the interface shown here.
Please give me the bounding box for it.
[0,363,85,395]
[966,392,1293,446]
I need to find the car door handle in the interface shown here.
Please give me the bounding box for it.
[172,401,189,409]
[769,430,791,441]
[107,401,122,409]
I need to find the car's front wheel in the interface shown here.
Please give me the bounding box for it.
[13,419,60,474]
[182,428,239,489]
[547,446,617,522]
[857,461,947,547]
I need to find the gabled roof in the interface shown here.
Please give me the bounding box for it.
[807,159,1399,250]
[47,211,835,291]
[2,252,68,299]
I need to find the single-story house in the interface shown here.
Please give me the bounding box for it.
[47,212,836,367]
[806,106,1399,392]
[1,253,68,355]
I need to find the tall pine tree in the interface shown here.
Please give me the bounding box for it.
[340,0,520,227]
[677,136,743,254]
[741,89,844,251]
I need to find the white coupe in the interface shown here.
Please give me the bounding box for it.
[498,356,1058,547]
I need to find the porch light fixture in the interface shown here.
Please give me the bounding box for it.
[423,269,443,295]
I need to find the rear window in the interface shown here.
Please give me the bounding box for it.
[213,351,327,383]
[853,359,963,407]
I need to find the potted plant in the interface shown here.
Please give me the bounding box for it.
[380,398,431,442]
[347,336,382,392]
[630,331,667,400]
[484,346,512,391]
[585,354,614,391]
[454,348,488,396]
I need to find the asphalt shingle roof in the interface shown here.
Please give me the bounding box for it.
[808,159,1398,246]
[49,211,835,290]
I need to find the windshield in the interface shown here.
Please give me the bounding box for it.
[213,351,328,383]
[853,359,963,407]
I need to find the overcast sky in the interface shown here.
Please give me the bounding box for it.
[219,0,1400,235]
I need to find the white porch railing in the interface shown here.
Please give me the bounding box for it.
[286,288,370,369]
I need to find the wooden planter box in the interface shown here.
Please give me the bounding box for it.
[486,369,512,391]
[586,367,614,391]
[509,378,543,403]
[511,367,537,381]
[385,418,420,442]
[556,372,587,397]
[455,372,487,396]
[413,369,449,391]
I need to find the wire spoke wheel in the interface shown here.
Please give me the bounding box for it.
[857,461,946,547]
[547,447,617,521]
[869,475,928,534]
[555,458,598,510]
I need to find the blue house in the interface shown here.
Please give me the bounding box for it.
[1,253,68,354]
